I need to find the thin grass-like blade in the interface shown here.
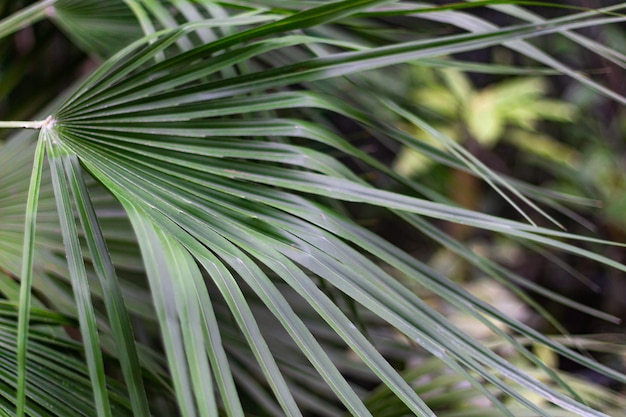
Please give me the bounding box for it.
[52,0,142,57]
[62,154,150,417]
[16,131,47,417]
[1,308,134,416]
[123,203,198,417]
[121,202,304,417]
[45,133,112,417]
[156,231,218,417]
[0,0,56,41]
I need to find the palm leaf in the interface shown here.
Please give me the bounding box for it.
[0,302,135,416]
[2,1,626,416]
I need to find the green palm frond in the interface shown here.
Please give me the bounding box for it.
[52,0,142,57]
[0,301,136,416]
[1,1,625,416]
[0,0,141,57]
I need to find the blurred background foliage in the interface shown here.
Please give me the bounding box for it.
[380,1,626,316]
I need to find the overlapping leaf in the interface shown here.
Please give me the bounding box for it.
[4,1,626,416]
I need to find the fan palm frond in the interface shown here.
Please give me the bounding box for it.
[1,1,625,416]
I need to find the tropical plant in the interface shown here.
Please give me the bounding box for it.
[394,68,578,176]
[0,1,625,416]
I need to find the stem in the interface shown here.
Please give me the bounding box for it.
[0,121,47,129]
[0,0,57,41]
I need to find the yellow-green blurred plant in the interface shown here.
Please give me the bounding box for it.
[395,67,579,177]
